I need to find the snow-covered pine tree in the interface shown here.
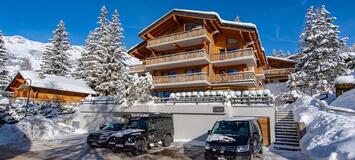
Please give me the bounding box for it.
[288,5,348,95]
[94,8,130,97]
[122,73,153,107]
[0,31,10,95]
[41,20,72,76]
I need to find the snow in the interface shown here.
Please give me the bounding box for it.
[17,70,96,95]
[3,35,84,76]
[290,95,355,160]
[267,56,298,63]
[330,89,355,111]
[334,74,355,84]
[0,115,87,145]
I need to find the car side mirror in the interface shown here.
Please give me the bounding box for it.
[207,130,211,134]
[99,124,106,130]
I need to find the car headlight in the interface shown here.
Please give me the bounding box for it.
[236,145,249,152]
[127,137,135,143]
[205,143,210,150]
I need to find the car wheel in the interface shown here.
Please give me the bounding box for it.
[163,134,173,147]
[132,139,148,156]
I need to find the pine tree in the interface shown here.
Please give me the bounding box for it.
[0,31,10,95]
[288,5,347,95]
[95,9,130,96]
[41,20,71,76]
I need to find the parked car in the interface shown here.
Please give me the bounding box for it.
[87,122,127,148]
[204,117,263,160]
[108,113,174,155]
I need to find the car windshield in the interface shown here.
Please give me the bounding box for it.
[211,121,249,136]
[102,123,124,131]
[127,118,148,129]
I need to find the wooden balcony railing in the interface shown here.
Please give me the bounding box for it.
[146,49,208,65]
[129,64,146,72]
[210,48,254,61]
[147,28,208,47]
[215,72,256,83]
[264,68,294,78]
[153,72,208,84]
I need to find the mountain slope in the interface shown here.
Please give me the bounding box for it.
[3,35,84,76]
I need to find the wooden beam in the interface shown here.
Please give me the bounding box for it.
[209,20,218,31]
[174,43,182,50]
[147,33,155,39]
[239,31,246,48]
[148,48,157,57]
[173,15,180,25]
[248,32,260,65]
[16,79,25,84]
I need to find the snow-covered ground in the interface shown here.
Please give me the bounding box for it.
[330,89,355,111]
[290,95,355,160]
[0,115,86,145]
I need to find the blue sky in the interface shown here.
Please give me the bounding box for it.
[0,0,354,55]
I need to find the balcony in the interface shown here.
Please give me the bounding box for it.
[146,28,211,51]
[264,68,294,78]
[210,48,257,67]
[153,72,210,89]
[213,72,257,87]
[146,49,210,70]
[129,64,146,73]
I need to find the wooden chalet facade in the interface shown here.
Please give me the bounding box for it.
[5,71,96,103]
[128,9,269,97]
[264,56,298,83]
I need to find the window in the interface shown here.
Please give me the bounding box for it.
[227,38,237,45]
[227,69,239,74]
[167,71,176,77]
[227,48,238,52]
[185,23,202,31]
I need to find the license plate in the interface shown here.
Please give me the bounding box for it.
[116,144,124,147]
[109,142,115,145]
[217,156,226,160]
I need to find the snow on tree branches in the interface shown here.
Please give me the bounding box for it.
[287,5,348,95]
[41,20,72,76]
[0,31,10,96]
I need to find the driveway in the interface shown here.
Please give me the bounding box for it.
[0,134,307,160]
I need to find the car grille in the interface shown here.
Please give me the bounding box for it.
[210,144,239,152]
[111,137,125,144]
[88,134,99,140]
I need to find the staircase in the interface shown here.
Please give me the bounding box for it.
[273,111,301,151]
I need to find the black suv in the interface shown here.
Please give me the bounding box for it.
[87,122,126,147]
[205,117,263,160]
[108,113,174,155]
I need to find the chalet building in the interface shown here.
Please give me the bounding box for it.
[335,73,355,97]
[263,56,298,83]
[128,9,269,97]
[5,71,96,103]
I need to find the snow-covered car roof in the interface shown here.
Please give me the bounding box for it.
[217,117,258,121]
[9,71,96,95]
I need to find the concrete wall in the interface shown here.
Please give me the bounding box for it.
[75,103,275,143]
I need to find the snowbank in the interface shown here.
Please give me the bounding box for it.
[0,115,86,145]
[293,96,355,160]
[330,89,355,111]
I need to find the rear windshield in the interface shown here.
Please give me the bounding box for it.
[211,121,249,136]
[102,123,124,131]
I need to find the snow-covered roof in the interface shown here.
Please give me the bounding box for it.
[335,73,355,85]
[267,56,298,63]
[13,71,96,95]
[139,8,257,35]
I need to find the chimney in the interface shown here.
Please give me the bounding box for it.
[234,16,241,22]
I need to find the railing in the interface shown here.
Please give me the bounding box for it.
[129,64,146,72]
[210,48,254,61]
[147,28,208,47]
[264,68,294,78]
[215,72,256,83]
[146,49,208,65]
[153,72,208,84]
[154,96,274,106]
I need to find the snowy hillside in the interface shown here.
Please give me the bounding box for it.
[3,35,84,76]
